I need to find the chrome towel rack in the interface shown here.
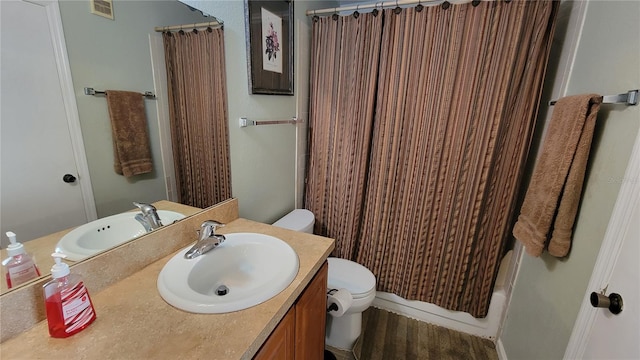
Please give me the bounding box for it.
[239,117,302,128]
[84,87,156,99]
[549,89,638,106]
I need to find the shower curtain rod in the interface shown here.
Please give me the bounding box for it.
[154,20,222,33]
[306,0,466,16]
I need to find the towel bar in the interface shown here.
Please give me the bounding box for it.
[549,89,638,106]
[84,87,156,99]
[239,117,302,128]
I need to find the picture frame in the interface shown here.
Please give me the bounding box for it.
[244,0,294,95]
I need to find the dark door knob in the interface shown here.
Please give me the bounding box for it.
[63,174,77,183]
[590,292,623,315]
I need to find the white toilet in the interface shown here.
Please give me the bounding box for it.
[273,209,377,350]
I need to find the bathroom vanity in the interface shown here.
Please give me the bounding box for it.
[255,262,328,359]
[0,199,334,359]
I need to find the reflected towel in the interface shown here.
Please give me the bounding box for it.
[513,94,602,257]
[106,90,153,177]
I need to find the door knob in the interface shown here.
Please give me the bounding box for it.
[62,174,77,183]
[590,291,623,315]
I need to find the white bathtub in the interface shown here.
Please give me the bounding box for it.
[371,249,517,341]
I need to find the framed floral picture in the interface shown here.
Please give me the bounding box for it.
[244,0,294,95]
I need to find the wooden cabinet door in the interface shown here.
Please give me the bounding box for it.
[295,262,328,360]
[254,307,296,360]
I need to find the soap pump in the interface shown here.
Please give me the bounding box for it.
[2,231,41,289]
[43,252,96,338]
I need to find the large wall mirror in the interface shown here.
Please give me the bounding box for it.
[0,0,230,294]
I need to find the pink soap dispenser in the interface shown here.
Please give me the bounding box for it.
[2,231,41,289]
[43,253,97,338]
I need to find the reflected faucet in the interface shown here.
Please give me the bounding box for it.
[184,220,226,260]
[133,202,163,232]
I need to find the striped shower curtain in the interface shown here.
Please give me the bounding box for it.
[305,0,558,317]
[163,28,232,208]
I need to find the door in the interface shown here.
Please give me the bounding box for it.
[582,197,639,358]
[565,127,640,358]
[1,0,95,243]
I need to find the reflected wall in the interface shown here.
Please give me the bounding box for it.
[181,0,337,224]
[59,0,210,218]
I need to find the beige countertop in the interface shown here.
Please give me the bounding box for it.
[1,200,201,294]
[0,217,334,359]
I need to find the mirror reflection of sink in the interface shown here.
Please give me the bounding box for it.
[56,210,185,261]
[157,232,299,314]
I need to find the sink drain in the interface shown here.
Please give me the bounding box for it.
[216,285,229,296]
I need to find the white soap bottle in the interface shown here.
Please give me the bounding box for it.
[43,253,97,338]
[2,231,41,289]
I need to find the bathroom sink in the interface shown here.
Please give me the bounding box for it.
[157,232,299,314]
[56,210,185,261]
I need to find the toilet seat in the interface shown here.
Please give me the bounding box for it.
[327,257,376,298]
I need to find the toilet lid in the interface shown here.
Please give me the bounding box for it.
[272,209,314,232]
[327,257,376,297]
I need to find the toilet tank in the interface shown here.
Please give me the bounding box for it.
[272,209,315,234]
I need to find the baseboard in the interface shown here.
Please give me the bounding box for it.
[372,288,507,340]
[496,338,508,360]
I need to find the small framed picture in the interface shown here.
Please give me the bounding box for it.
[244,0,294,95]
[90,0,114,20]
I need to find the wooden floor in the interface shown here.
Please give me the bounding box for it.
[326,307,498,360]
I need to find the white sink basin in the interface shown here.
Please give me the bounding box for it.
[56,210,185,261]
[157,232,299,314]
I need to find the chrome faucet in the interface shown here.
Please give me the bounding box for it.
[133,202,163,232]
[184,220,226,259]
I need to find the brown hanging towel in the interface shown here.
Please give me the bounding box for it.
[513,94,602,257]
[105,90,153,177]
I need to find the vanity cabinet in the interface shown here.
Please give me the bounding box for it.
[255,261,328,360]
[254,308,296,360]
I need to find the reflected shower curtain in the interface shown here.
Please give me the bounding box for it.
[163,28,232,208]
[306,1,558,317]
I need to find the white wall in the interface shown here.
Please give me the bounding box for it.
[500,1,640,358]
